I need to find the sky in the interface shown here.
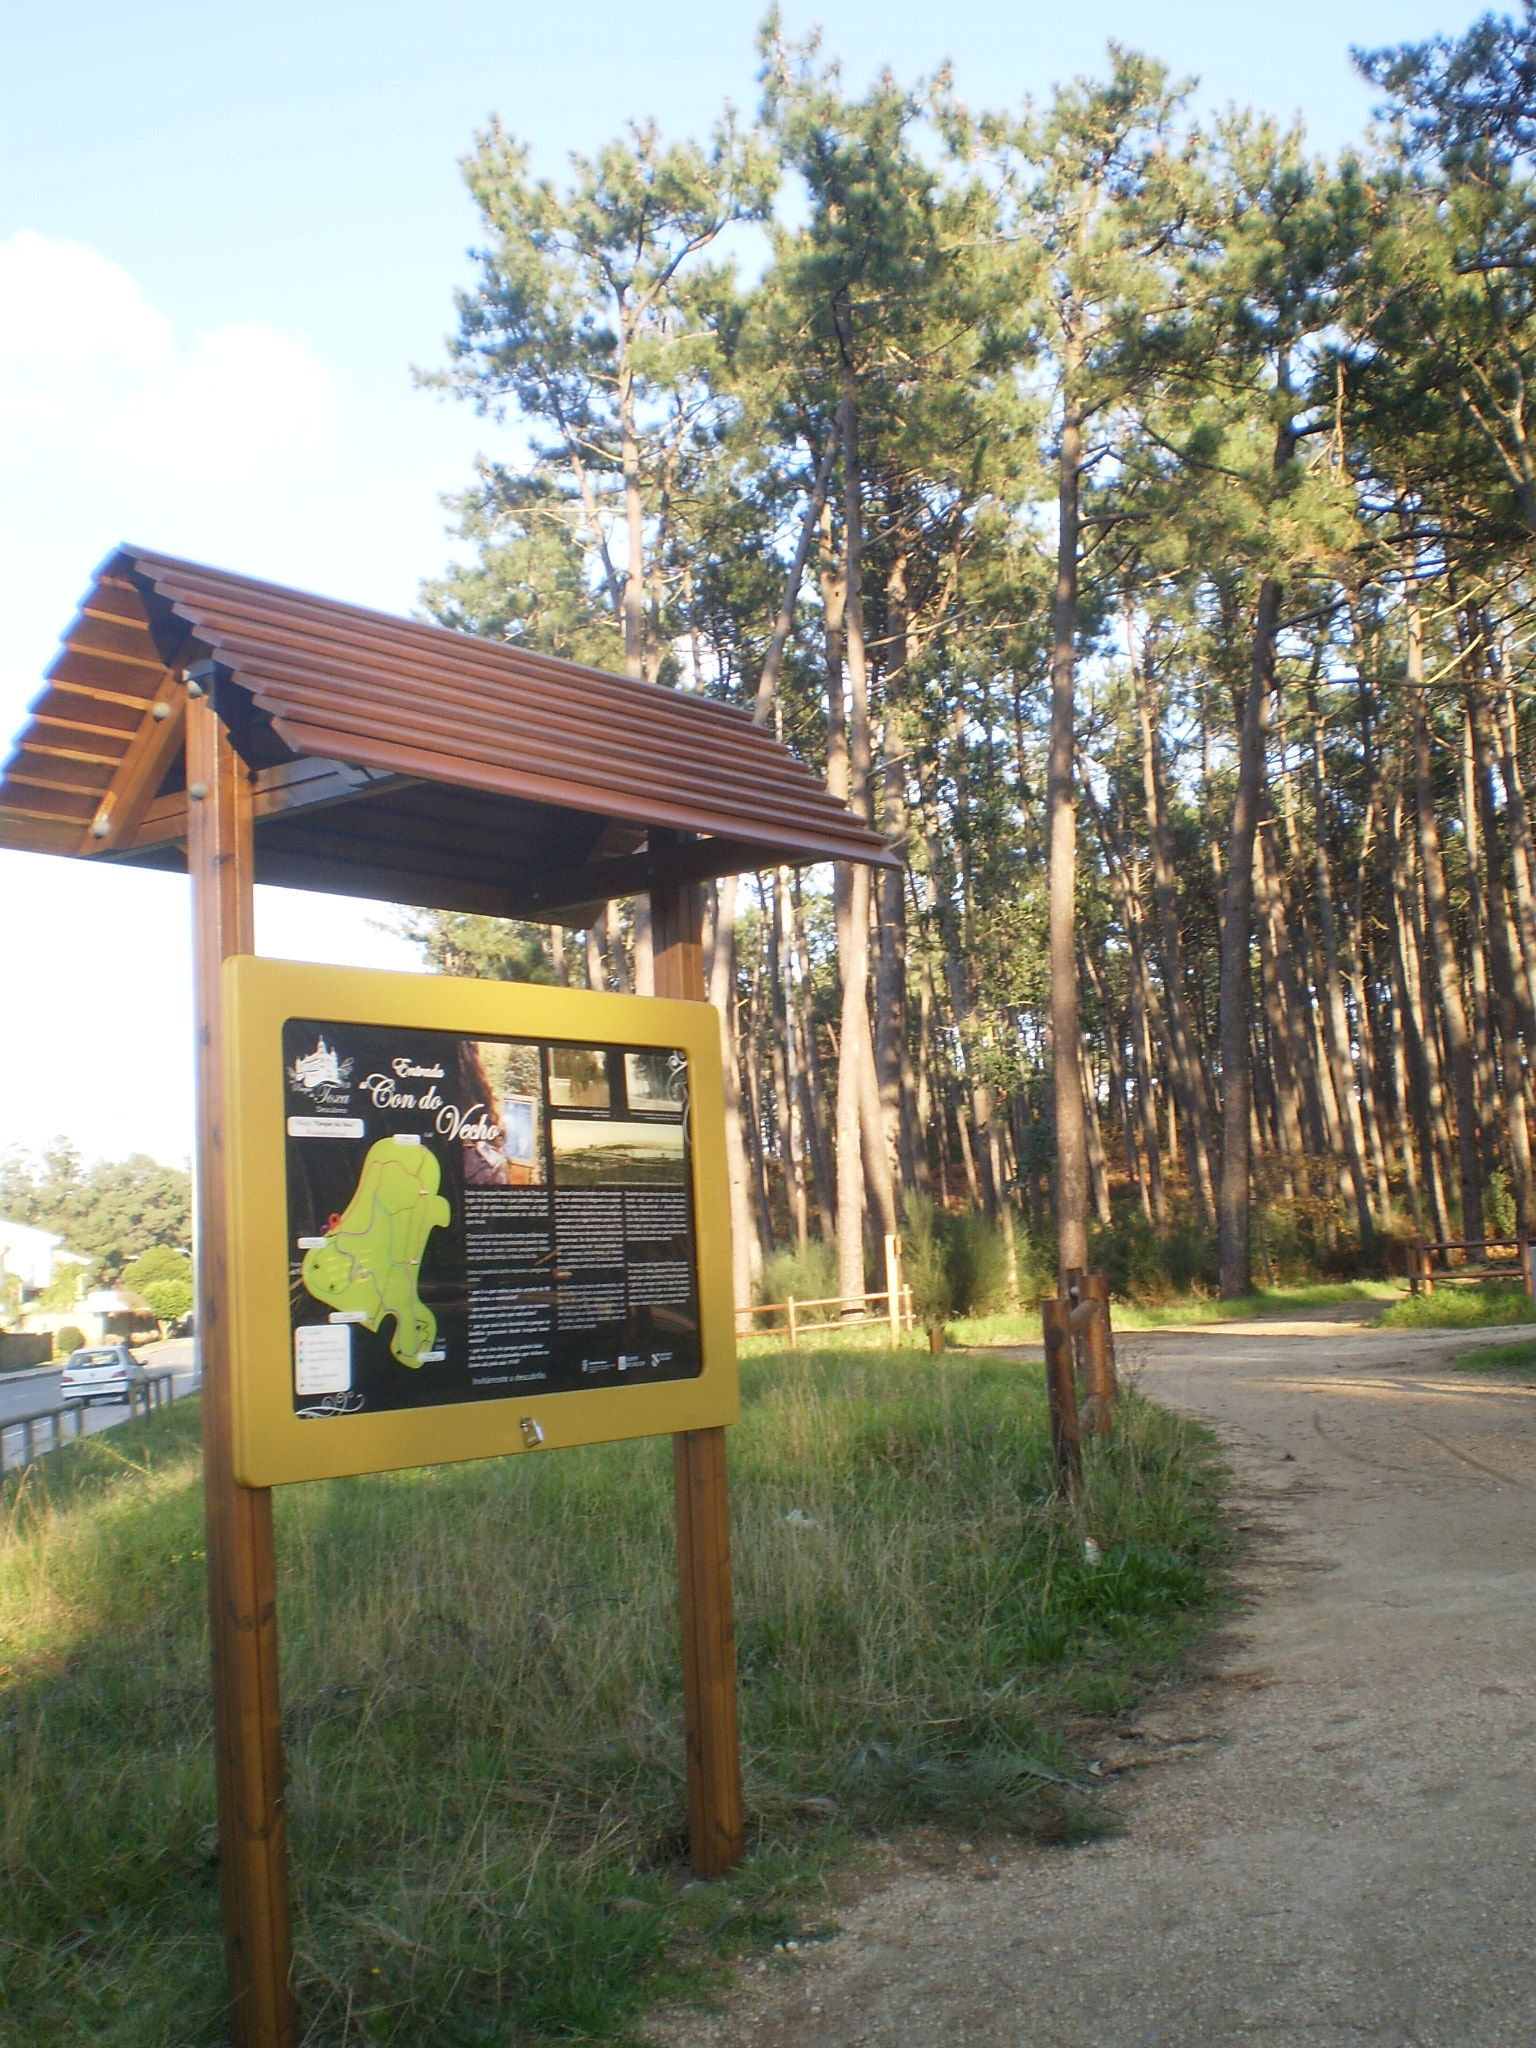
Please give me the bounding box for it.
[0,0,1488,1173]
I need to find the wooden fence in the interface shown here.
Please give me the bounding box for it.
[737,1287,915,1348]
[1406,1237,1536,1300]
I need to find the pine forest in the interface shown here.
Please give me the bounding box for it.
[407,8,1536,1312]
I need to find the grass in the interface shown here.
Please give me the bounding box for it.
[950,1280,1401,1348]
[1376,1282,1536,1330]
[0,1346,1226,2047]
[1452,1335,1536,1375]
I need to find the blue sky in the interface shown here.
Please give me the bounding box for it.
[0,0,1487,1168]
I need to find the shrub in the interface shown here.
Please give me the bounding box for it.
[901,1192,953,1328]
[901,1195,1019,1322]
[947,1205,1013,1316]
[121,1246,193,1292]
[54,1325,85,1357]
[757,1237,839,1309]
[1379,1283,1535,1330]
[142,1278,194,1330]
[1090,1209,1217,1305]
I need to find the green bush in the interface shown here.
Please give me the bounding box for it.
[142,1278,194,1329]
[1090,1209,1217,1305]
[901,1192,953,1327]
[901,1195,1020,1322]
[1378,1283,1536,1330]
[121,1246,193,1292]
[948,1205,1014,1316]
[757,1238,839,1309]
[54,1325,85,1357]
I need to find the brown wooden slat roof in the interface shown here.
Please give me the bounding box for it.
[0,547,895,919]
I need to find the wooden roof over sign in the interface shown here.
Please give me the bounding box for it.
[0,546,896,920]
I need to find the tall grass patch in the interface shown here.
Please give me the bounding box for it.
[2,1352,1224,2047]
[1377,1282,1536,1329]
[1452,1336,1536,1374]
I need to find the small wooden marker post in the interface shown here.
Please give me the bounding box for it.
[1039,1297,1083,1496]
[884,1234,903,1346]
[1064,1267,1116,1437]
[652,855,745,1879]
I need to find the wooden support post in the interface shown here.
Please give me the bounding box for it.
[884,1234,902,1346]
[1524,1239,1536,1305]
[1039,1298,1082,1496]
[651,850,745,1881]
[1078,1269,1117,1433]
[787,1297,799,1351]
[187,690,296,2048]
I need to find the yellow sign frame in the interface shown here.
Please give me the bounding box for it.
[223,957,738,1486]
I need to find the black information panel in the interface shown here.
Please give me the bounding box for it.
[281,1018,700,1418]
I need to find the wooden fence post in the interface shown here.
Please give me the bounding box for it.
[884,1234,902,1346]
[1077,1269,1117,1434]
[786,1297,799,1350]
[187,689,295,2048]
[652,854,745,1881]
[1039,1298,1083,1496]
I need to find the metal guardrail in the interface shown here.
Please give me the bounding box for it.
[0,1369,179,1474]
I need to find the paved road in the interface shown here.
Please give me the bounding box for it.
[659,1319,1536,2048]
[0,1339,199,1472]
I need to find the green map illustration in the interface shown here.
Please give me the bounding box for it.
[301,1138,452,1367]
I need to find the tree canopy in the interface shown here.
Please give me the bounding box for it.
[1,1143,191,1285]
[415,8,1536,1305]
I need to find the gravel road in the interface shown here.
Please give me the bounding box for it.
[657,1318,1536,2048]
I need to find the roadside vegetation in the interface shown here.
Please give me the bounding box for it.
[953,1282,1401,1348]
[1453,1335,1536,1374]
[1,1345,1224,2047]
[1377,1284,1536,1331]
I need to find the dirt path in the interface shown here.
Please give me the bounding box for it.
[659,1321,1536,2048]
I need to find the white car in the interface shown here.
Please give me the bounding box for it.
[58,1344,148,1407]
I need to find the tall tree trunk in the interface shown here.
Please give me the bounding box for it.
[772,872,810,1248]
[828,374,895,1301]
[707,876,764,1307]
[1304,688,1375,1243]
[1253,823,1314,1159]
[617,337,646,683]
[1468,685,1536,1235]
[1217,574,1281,1297]
[1389,778,1451,1239]
[790,874,838,1239]
[1048,369,1089,1281]
[1495,688,1536,1024]
[1407,579,1485,1238]
[1132,658,1217,1220]
[1456,687,1500,1190]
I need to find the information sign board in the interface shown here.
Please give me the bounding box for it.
[223,959,737,1485]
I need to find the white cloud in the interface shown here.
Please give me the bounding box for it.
[0,230,174,370]
[0,229,330,486]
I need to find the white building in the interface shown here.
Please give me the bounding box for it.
[0,1216,87,1296]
